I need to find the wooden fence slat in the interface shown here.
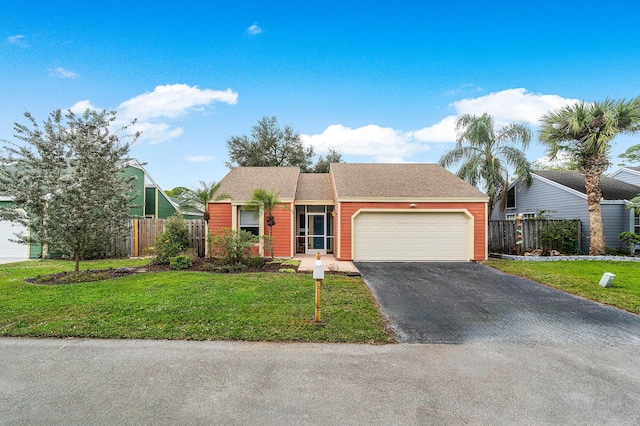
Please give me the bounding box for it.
[488,219,581,254]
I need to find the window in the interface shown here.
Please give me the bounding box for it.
[239,209,259,236]
[505,212,535,221]
[635,211,640,234]
[506,186,516,209]
[505,213,517,221]
[521,212,536,220]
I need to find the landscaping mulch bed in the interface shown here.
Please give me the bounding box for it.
[27,258,297,285]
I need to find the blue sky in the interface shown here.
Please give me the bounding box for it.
[2,1,640,191]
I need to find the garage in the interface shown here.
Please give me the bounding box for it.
[352,211,471,261]
[0,220,29,259]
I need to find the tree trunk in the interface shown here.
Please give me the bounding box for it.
[584,167,606,255]
[74,252,80,272]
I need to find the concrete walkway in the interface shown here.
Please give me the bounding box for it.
[294,254,360,274]
[0,258,30,265]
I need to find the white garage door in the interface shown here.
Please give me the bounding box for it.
[353,211,470,261]
[0,220,29,259]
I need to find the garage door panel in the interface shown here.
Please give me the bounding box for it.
[353,212,469,261]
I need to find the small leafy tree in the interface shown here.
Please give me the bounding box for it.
[313,147,344,173]
[208,228,258,265]
[0,109,138,272]
[618,143,640,165]
[539,220,581,254]
[618,231,640,255]
[153,213,191,264]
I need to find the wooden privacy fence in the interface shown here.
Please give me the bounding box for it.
[488,219,581,254]
[110,218,207,258]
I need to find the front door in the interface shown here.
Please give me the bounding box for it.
[306,213,326,255]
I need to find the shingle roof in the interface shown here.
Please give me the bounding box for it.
[216,167,300,201]
[330,163,488,199]
[295,173,334,202]
[535,170,640,200]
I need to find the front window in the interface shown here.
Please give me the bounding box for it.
[506,186,516,209]
[239,209,259,236]
[635,211,640,234]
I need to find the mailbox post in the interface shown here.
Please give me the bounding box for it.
[313,252,325,323]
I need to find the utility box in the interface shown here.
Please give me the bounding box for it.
[313,259,325,280]
[599,272,615,288]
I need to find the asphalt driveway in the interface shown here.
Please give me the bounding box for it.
[356,262,640,344]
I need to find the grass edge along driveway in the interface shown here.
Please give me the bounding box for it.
[0,259,392,343]
[484,259,640,315]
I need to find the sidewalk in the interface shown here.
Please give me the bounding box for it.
[294,254,360,274]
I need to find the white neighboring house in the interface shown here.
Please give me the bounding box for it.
[0,195,32,259]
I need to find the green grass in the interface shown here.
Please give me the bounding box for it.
[484,259,640,314]
[0,259,391,343]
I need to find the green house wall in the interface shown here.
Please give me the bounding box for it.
[124,166,145,217]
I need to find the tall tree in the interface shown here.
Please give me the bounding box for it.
[539,97,640,255]
[313,147,344,173]
[439,113,533,218]
[226,116,314,171]
[246,188,282,258]
[0,109,139,271]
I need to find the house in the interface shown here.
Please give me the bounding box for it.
[491,170,640,251]
[609,166,640,187]
[0,158,194,260]
[209,163,489,261]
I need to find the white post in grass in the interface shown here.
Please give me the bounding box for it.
[313,252,325,323]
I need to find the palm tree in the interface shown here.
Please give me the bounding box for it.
[247,188,282,258]
[539,97,640,255]
[439,113,533,219]
[179,181,229,223]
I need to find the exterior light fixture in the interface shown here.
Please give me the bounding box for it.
[409,203,417,208]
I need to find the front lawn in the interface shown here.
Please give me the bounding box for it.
[0,259,391,343]
[484,259,640,315]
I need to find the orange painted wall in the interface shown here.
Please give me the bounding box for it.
[269,204,292,257]
[337,202,487,261]
[209,203,232,233]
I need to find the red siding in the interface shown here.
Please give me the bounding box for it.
[337,202,487,261]
[269,204,292,257]
[209,203,232,233]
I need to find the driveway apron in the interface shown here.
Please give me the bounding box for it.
[356,262,640,344]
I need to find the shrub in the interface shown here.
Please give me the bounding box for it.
[208,228,258,265]
[539,220,580,254]
[248,256,264,269]
[170,254,193,270]
[618,232,640,255]
[153,213,191,264]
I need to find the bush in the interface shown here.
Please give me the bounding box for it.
[153,213,191,265]
[248,256,264,269]
[539,220,580,254]
[208,228,258,265]
[618,231,640,255]
[170,254,193,270]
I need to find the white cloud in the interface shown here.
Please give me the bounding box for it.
[452,88,580,125]
[8,34,27,47]
[118,84,238,122]
[247,22,263,35]
[302,88,580,163]
[185,155,215,163]
[534,151,574,168]
[69,100,97,114]
[52,67,79,78]
[411,115,457,143]
[302,124,427,160]
[115,84,238,144]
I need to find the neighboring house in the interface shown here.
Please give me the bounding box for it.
[609,166,640,187]
[209,164,489,261]
[0,158,194,260]
[491,170,640,251]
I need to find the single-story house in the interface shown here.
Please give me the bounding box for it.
[491,170,640,251]
[209,163,489,262]
[0,158,194,260]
